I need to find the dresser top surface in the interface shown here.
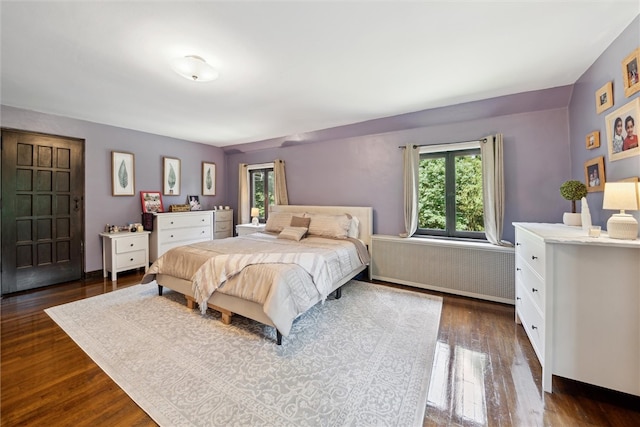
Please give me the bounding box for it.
[513,223,640,248]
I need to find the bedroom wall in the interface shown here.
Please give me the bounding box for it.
[224,88,573,244]
[568,15,640,230]
[0,106,225,272]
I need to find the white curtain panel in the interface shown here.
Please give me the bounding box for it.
[400,144,419,237]
[274,159,289,205]
[238,163,249,224]
[481,134,510,246]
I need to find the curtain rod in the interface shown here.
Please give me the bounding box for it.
[399,137,489,149]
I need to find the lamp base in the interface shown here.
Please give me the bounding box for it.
[606,213,638,240]
[252,217,259,226]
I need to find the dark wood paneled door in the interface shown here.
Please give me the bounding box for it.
[1,130,84,294]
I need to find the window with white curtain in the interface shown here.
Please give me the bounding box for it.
[417,141,486,239]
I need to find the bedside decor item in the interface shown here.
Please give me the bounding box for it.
[163,157,181,195]
[603,182,638,240]
[168,204,190,212]
[140,191,164,213]
[202,162,216,195]
[621,47,640,97]
[580,197,592,232]
[605,97,640,161]
[585,131,600,149]
[584,156,605,192]
[560,180,587,226]
[111,151,135,196]
[595,81,613,114]
[251,207,260,225]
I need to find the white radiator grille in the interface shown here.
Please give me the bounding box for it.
[371,235,515,304]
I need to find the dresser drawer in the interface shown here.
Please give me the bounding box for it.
[157,213,211,230]
[159,226,211,243]
[115,250,147,269]
[515,255,545,313]
[515,228,545,279]
[215,210,233,222]
[114,234,148,254]
[516,280,545,364]
[215,220,232,233]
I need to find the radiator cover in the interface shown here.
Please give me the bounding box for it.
[371,235,515,304]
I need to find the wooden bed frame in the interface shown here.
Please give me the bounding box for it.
[156,205,373,344]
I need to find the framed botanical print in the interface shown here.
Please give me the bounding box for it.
[202,162,216,195]
[111,151,135,196]
[163,157,181,195]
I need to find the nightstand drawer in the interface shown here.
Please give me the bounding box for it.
[215,220,231,232]
[115,234,148,254]
[116,250,147,269]
[215,210,233,222]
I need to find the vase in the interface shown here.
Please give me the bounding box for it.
[563,212,582,226]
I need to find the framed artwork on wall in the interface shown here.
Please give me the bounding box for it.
[585,131,600,149]
[584,156,605,193]
[111,151,135,196]
[163,157,181,195]
[140,191,164,213]
[605,97,640,162]
[595,81,613,114]
[621,48,640,97]
[202,162,216,195]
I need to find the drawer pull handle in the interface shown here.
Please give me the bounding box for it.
[170,221,174,224]
[130,258,134,261]
[516,242,521,246]
[516,267,521,271]
[531,325,538,330]
[532,288,538,293]
[202,219,205,222]
[130,243,134,247]
[171,235,174,238]
[531,255,538,260]
[516,297,521,301]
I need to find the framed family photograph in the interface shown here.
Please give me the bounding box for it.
[202,162,216,195]
[622,48,640,97]
[163,157,181,195]
[140,191,164,213]
[111,151,135,196]
[584,156,605,193]
[595,81,613,114]
[585,131,600,149]
[187,195,201,210]
[605,97,640,162]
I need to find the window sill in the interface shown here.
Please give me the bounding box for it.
[372,234,514,253]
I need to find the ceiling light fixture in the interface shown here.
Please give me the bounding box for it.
[171,55,219,82]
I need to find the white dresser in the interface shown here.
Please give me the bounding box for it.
[513,223,640,396]
[100,231,150,281]
[214,209,233,239]
[150,211,213,261]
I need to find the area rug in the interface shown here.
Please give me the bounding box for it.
[45,280,442,426]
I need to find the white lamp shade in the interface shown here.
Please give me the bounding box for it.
[602,182,638,211]
[171,55,219,82]
[251,208,260,217]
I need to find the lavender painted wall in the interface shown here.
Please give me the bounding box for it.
[1,106,225,272]
[225,101,572,244]
[568,16,640,230]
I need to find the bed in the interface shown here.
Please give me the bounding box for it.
[141,205,372,344]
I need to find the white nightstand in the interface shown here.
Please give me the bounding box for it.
[100,231,150,281]
[236,223,266,236]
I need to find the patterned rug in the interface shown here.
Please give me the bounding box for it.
[45,280,442,426]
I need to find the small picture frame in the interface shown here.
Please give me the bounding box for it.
[140,191,164,213]
[202,162,216,195]
[163,157,181,195]
[585,131,600,149]
[621,48,640,97]
[584,156,605,193]
[595,81,613,114]
[111,151,135,196]
[605,97,640,162]
[187,195,201,210]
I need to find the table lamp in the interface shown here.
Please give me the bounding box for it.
[251,208,260,226]
[602,182,638,240]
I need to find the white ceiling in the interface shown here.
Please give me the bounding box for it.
[1,1,638,147]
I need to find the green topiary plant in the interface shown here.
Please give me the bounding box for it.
[560,180,588,213]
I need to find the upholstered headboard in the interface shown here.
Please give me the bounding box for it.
[269,205,373,251]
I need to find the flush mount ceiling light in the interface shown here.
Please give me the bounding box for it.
[171,55,219,82]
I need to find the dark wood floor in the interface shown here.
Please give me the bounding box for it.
[2,271,639,427]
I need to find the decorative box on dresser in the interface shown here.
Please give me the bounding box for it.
[150,211,213,262]
[513,222,640,396]
[214,209,233,239]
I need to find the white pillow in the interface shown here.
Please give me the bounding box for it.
[347,216,360,239]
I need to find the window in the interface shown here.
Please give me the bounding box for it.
[248,164,274,222]
[417,142,485,239]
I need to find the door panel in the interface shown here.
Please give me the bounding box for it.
[1,130,84,294]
